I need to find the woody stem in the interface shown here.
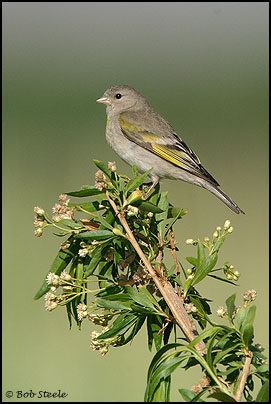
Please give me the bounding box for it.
[105,190,206,355]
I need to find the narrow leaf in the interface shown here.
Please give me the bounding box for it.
[186,257,198,266]
[34,238,78,300]
[96,314,138,339]
[244,305,256,328]
[235,306,246,330]
[93,159,112,178]
[243,324,254,347]
[226,294,236,319]
[208,391,237,402]
[125,168,153,193]
[255,381,269,402]
[191,253,218,286]
[74,230,114,240]
[156,192,169,236]
[66,187,103,197]
[132,199,164,213]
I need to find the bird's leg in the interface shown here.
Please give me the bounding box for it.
[144,179,159,200]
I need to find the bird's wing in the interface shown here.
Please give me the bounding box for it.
[119,115,219,186]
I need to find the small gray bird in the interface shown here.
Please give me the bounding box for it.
[96,85,244,214]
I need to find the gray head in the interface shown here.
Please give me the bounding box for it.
[96,85,150,114]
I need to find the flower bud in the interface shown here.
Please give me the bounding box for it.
[108,161,117,172]
[34,206,45,217]
[224,220,231,230]
[34,228,43,237]
[125,190,143,206]
[185,238,194,245]
[112,228,125,237]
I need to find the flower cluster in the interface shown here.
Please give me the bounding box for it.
[95,170,106,191]
[186,220,234,249]
[191,376,211,394]
[243,289,257,304]
[34,206,47,237]
[52,194,73,222]
[88,310,113,326]
[44,270,75,311]
[222,262,240,281]
[90,328,122,356]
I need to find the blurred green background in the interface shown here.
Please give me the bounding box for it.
[3,2,268,402]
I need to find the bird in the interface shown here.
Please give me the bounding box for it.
[96,85,244,214]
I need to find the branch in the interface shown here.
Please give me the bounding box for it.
[106,191,206,355]
[235,351,252,402]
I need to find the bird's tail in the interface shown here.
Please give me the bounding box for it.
[200,181,245,214]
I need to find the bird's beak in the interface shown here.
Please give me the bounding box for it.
[96,96,111,105]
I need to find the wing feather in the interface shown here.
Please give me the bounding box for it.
[119,116,219,186]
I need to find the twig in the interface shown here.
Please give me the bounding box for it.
[235,351,252,402]
[105,190,206,355]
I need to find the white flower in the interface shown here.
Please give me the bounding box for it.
[185,238,194,245]
[224,220,231,230]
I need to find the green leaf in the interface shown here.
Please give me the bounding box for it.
[58,219,83,229]
[178,388,202,402]
[149,315,163,352]
[34,237,79,299]
[226,294,236,319]
[93,159,112,178]
[96,313,138,339]
[189,327,221,349]
[256,381,269,402]
[84,248,102,276]
[68,201,101,212]
[151,376,171,402]
[125,168,153,193]
[132,199,164,213]
[132,163,138,177]
[235,306,246,329]
[191,253,218,286]
[168,207,188,218]
[208,391,237,402]
[74,230,114,240]
[156,192,169,236]
[254,364,269,374]
[164,208,185,236]
[124,286,156,309]
[122,316,146,345]
[244,305,256,328]
[186,257,198,266]
[213,343,242,366]
[197,242,206,267]
[211,235,226,254]
[95,213,114,230]
[137,287,162,311]
[149,357,183,398]
[189,296,208,319]
[208,274,237,285]
[66,187,103,197]
[96,297,131,311]
[243,324,254,347]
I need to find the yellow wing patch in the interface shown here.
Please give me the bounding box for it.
[153,144,187,168]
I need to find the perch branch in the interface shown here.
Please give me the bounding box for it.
[105,190,206,355]
[235,351,252,402]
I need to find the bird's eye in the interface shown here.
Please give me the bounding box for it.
[115,93,122,99]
